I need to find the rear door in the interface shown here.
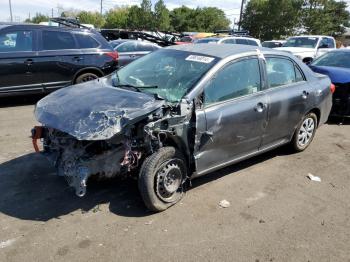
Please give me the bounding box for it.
[194,56,268,176]
[116,41,138,67]
[261,56,311,148]
[0,29,41,94]
[36,30,82,90]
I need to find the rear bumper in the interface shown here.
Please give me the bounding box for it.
[331,85,350,117]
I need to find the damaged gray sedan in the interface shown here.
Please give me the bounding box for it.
[32,44,333,211]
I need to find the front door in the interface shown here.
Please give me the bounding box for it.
[0,29,41,94]
[194,56,268,176]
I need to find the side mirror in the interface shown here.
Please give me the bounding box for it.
[304,58,313,65]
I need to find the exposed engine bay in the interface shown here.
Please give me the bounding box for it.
[33,92,195,197]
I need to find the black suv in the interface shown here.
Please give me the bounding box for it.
[0,23,118,97]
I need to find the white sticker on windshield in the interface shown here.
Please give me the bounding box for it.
[186,55,215,64]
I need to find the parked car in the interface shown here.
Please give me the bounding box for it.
[0,23,118,97]
[262,40,286,48]
[109,40,160,67]
[276,35,336,64]
[32,44,332,211]
[194,36,262,47]
[309,49,350,117]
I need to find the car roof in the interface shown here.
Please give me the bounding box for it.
[288,35,333,38]
[167,43,279,59]
[0,23,93,33]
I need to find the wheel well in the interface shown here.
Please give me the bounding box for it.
[73,68,104,84]
[308,108,321,126]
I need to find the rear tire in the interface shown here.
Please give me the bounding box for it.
[138,147,187,212]
[75,72,99,84]
[291,112,318,152]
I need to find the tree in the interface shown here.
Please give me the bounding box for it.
[170,6,197,32]
[154,0,171,31]
[127,5,143,29]
[194,7,231,32]
[140,0,154,29]
[25,13,49,24]
[241,0,304,40]
[301,0,350,35]
[105,7,129,29]
[77,11,105,28]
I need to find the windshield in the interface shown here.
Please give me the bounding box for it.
[311,51,350,69]
[283,37,319,48]
[112,49,218,102]
[195,38,220,44]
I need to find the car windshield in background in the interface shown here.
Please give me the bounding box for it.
[195,38,220,44]
[283,37,319,48]
[112,49,218,102]
[262,42,280,48]
[311,51,350,69]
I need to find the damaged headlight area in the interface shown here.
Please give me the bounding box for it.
[39,128,145,197]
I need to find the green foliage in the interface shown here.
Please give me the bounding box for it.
[194,7,231,32]
[302,0,350,35]
[105,7,129,29]
[127,5,143,29]
[241,0,350,40]
[77,11,105,28]
[241,0,303,41]
[170,6,230,32]
[154,0,171,31]
[25,13,50,24]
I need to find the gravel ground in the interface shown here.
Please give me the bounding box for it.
[0,96,350,262]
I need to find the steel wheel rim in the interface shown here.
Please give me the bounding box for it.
[298,117,315,147]
[155,159,184,203]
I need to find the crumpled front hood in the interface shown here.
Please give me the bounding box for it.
[309,65,350,84]
[35,77,165,140]
[276,47,315,55]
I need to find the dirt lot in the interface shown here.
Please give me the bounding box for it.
[0,96,350,262]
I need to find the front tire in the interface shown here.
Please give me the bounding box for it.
[138,147,187,212]
[291,112,318,152]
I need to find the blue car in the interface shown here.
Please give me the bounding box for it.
[309,49,350,117]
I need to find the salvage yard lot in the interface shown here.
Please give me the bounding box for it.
[1,97,350,262]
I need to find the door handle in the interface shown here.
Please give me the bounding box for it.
[73,56,83,61]
[25,59,34,65]
[129,54,136,58]
[254,102,266,113]
[302,90,309,99]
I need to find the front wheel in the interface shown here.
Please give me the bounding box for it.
[138,147,187,212]
[291,112,318,152]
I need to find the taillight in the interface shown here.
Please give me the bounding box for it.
[330,83,336,94]
[105,51,119,61]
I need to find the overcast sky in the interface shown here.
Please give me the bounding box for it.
[0,0,243,26]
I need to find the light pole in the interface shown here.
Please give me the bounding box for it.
[9,0,13,22]
[238,0,246,31]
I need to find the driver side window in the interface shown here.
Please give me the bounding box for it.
[204,58,261,105]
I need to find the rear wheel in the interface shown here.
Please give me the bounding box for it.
[75,72,99,84]
[291,112,317,152]
[138,147,187,212]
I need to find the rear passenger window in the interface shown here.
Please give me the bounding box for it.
[266,57,304,88]
[136,43,157,52]
[42,31,76,50]
[75,34,99,48]
[247,40,258,46]
[222,39,236,44]
[116,42,137,52]
[236,39,248,45]
[204,58,261,105]
[0,30,33,52]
